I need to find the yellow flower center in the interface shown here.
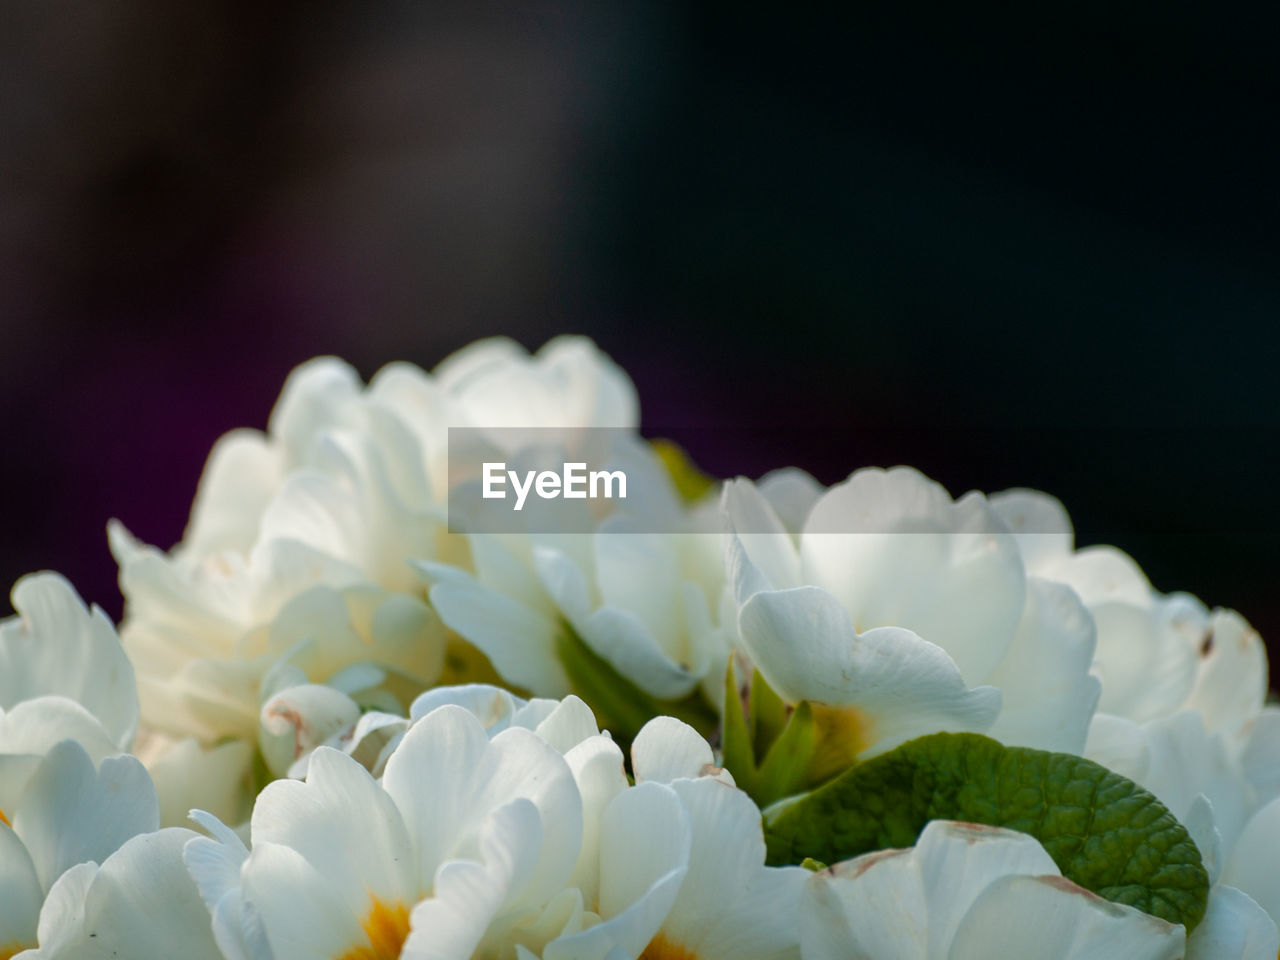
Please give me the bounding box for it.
[641,934,698,960]
[808,703,876,783]
[337,897,411,960]
[0,807,9,827]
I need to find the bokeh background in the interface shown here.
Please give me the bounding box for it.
[2,2,1277,653]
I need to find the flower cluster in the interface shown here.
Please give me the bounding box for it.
[1,337,1274,959]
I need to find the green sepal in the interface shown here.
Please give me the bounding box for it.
[750,667,788,758]
[721,659,759,794]
[752,701,819,807]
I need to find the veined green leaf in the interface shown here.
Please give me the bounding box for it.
[764,731,1210,932]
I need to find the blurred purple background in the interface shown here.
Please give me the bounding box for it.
[2,2,1277,656]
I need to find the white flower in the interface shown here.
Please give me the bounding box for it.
[991,489,1268,745]
[421,426,731,728]
[0,740,159,957]
[110,336,643,762]
[801,820,1185,960]
[996,489,1280,947]
[724,467,1100,767]
[0,572,140,815]
[618,718,804,960]
[408,684,602,757]
[0,574,138,779]
[184,702,672,960]
[184,692,805,960]
[18,827,223,960]
[424,524,728,703]
[0,573,222,958]
[1083,709,1280,954]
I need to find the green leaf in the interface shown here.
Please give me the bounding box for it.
[764,731,1210,933]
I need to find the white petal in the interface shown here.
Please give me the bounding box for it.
[913,822,1059,955]
[259,684,362,778]
[0,573,138,750]
[0,696,121,794]
[722,479,803,596]
[242,840,367,959]
[1135,711,1253,854]
[265,356,363,466]
[1223,795,1280,925]
[181,429,284,558]
[410,684,525,731]
[40,828,225,959]
[32,861,96,955]
[1183,609,1268,747]
[799,468,1025,684]
[591,532,681,660]
[535,547,701,701]
[1083,713,1151,785]
[249,747,414,910]
[424,565,571,697]
[1187,885,1279,960]
[802,821,1065,960]
[0,822,42,954]
[1242,706,1280,800]
[632,717,729,784]
[696,864,806,960]
[183,810,249,915]
[948,874,1185,960]
[738,587,1000,755]
[801,848,925,960]
[984,578,1100,754]
[1183,794,1223,884]
[383,706,581,899]
[1038,545,1154,608]
[1091,596,1200,723]
[661,778,768,951]
[756,468,824,535]
[208,889,269,960]
[563,736,628,904]
[146,737,254,829]
[524,696,601,754]
[988,488,1075,570]
[13,741,158,892]
[547,782,690,960]
[402,799,544,960]
[577,606,701,701]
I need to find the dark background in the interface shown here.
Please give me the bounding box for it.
[2,3,1277,656]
